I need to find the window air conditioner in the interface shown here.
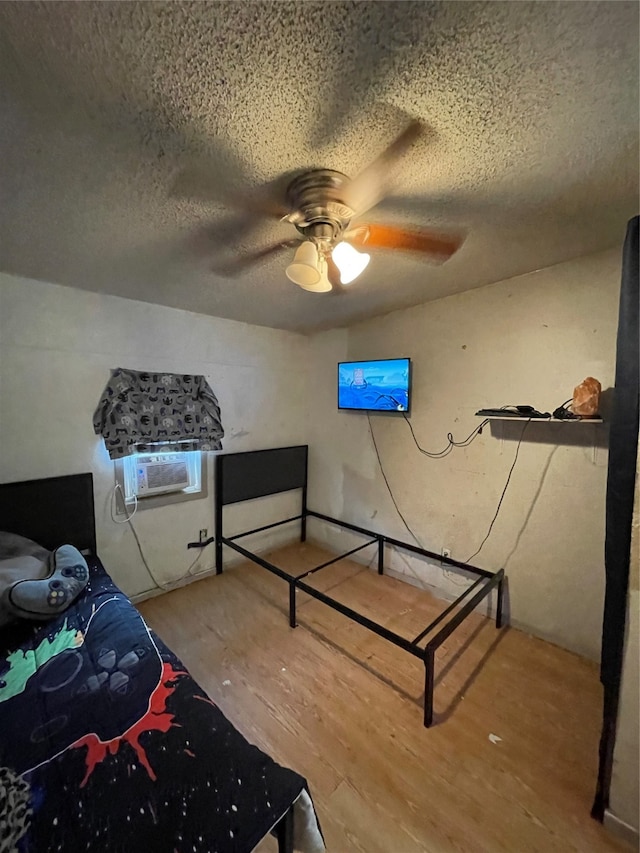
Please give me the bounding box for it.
[135,454,190,497]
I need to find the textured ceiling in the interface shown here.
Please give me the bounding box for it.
[0,1,638,333]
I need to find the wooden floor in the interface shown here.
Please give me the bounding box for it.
[138,542,627,853]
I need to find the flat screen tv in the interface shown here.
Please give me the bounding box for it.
[338,358,411,413]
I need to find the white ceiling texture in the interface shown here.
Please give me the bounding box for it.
[0,1,638,332]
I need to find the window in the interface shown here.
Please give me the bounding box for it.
[114,451,207,513]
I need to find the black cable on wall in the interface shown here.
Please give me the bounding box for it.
[367,413,530,566]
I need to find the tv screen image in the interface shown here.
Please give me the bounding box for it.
[338,358,411,412]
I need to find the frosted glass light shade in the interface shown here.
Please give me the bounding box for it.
[300,256,332,292]
[332,241,370,284]
[286,241,320,287]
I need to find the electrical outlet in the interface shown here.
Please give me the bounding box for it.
[441,547,451,562]
[199,528,208,543]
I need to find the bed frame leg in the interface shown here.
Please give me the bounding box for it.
[276,806,294,853]
[496,576,504,629]
[289,583,297,628]
[423,648,435,728]
[377,536,384,575]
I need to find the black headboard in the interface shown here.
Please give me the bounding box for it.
[0,473,97,555]
[215,446,308,506]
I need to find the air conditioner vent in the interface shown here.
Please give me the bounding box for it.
[136,454,190,497]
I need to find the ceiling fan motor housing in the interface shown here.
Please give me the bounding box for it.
[286,169,355,251]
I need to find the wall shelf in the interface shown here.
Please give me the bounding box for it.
[480,413,605,461]
[477,415,603,423]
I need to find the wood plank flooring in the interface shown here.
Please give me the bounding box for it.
[137,542,627,853]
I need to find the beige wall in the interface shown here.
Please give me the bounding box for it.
[308,249,621,660]
[2,253,634,826]
[0,273,310,597]
[609,445,639,838]
[0,251,624,660]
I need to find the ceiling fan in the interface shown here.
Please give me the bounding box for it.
[173,120,464,293]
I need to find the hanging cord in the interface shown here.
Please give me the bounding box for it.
[400,411,488,584]
[367,415,440,591]
[368,414,531,583]
[367,414,422,545]
[133,550,206,600]
[369,416,473,588]
[111,484,205,593]
[465,418,531,563]
[367,414,476,589]
[402,413,489,459]
[111,484,138,523]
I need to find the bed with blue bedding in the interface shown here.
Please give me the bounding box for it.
[0,474,323,853]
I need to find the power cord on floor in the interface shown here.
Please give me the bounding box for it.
[111,484,206,593]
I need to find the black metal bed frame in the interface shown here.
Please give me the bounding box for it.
[275,806,294,853]
[215,445,505,728]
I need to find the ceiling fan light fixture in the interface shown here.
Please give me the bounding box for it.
[285,241,321,287]
[304,256,332,293]
[293,255,332,292]
[332,241,370,284]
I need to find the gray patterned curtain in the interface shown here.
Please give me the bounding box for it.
[93,368,224,459]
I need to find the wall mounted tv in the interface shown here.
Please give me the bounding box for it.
[338,358,412,413]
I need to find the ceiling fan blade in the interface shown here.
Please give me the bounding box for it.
[186,213,273,257]
[211,239,301,277]
[346,223,463,262]
[171,167,292,219]
[343,120,425,217]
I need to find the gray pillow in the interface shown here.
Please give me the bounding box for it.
[0,533,50,628]
[0,532,49,563]
[2,545,89,622]
[0,555,49,628]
